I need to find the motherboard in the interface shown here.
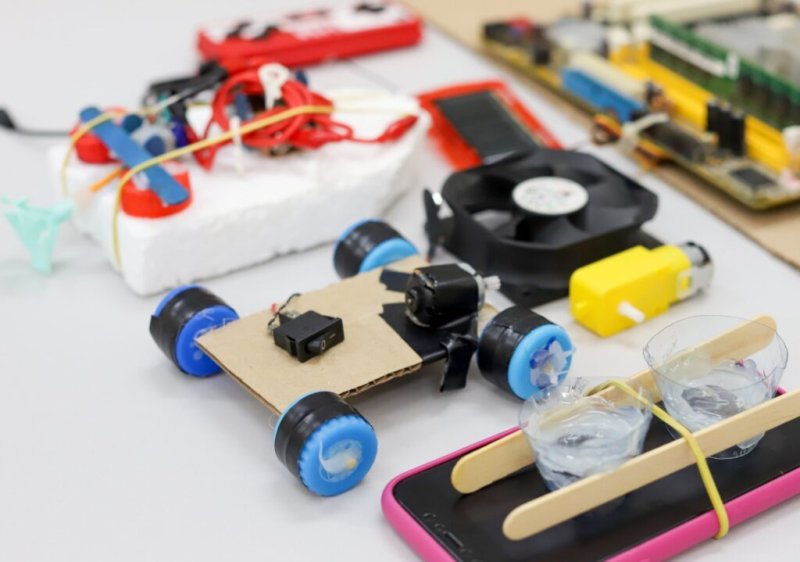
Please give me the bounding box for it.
[482,0,800,210]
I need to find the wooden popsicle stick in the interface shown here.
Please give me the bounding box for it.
[451,431,533,493]
[503,388,800,541]
[451,314,776,494]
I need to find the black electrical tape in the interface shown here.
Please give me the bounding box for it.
[333,220,404,278]
[477,306,552,394]
[273,392,362,477]
[378,269,410,293]
[149,287,232,369]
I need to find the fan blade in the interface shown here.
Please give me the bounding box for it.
[461,183,516,212]
[495,215,525,239]
[546,152,636,208]
[549,161,599,186]
[570,204,642,234]
[482,165,552,186]
[585,176,635,207]
[548,150,610,177]
[471,209,515,231]
[450,172,516,212]
[517,216,587,246]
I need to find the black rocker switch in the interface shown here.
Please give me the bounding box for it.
[273,310,344,362]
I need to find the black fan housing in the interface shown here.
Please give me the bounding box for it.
[425,150,659,306]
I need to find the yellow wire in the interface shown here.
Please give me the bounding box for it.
[109,104,334,269]
[588,380,730,539]
[60,110,126,196]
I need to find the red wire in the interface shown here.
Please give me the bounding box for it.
[197,68,418,169]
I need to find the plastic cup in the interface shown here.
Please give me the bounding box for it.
[519,378,653,491]
[644,315,788,459]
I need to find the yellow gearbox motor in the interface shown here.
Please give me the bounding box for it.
[570,243,713,337]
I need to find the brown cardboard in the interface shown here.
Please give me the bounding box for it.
[198,256,497,414]
[403,0,800,269]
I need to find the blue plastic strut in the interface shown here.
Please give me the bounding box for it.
[0,197,74,273]
[79,107,188,206]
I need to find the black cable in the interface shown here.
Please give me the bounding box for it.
[0,108,69,137]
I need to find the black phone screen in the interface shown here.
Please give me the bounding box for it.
[392,415,800,562]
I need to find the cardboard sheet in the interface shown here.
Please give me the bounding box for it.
[198,256,499,414]
[197,257,426,413]
[402,0,800,269]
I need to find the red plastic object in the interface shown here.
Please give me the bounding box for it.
[71,107,129,164]
[121,163,192,218]
[418,80,562,170]
[196,2,423,70]
[71,125,115,164]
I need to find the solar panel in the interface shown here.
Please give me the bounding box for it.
[433,91,541,161]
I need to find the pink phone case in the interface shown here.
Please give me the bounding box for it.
[382,427,800,561]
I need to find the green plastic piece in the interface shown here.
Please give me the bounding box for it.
[0,197,74,273]
[774,79,791,96]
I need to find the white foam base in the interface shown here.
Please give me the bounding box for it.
[49,91,429,295]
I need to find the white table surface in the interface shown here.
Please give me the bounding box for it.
[2,1,799,560]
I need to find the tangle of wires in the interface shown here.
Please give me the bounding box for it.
[154,61,419,170]
[207,66,416,165]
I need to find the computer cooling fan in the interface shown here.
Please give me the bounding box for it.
[425,149,659,306]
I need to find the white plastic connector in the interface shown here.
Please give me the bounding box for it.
[483,275,502,292]
[620,112,670,153]
[606,26,633,52]
[257,63,291,110]
[617,301,646,324]
[782,126,800,158]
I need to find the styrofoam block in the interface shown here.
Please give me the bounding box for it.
[49,90,429,295]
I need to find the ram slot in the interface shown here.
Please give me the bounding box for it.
[567,51,647,99]
[594,0,763,25]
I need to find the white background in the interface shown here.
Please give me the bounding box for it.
[1,1,799,560]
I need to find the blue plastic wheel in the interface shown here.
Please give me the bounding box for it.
[153,284,199,316]
[173,305,239,376]
[273,391,378,496]
[478,306,575,400]
[333,219,417,278]
[150,285,239,377]
[358,238,418,273]
[297,415,378,496]
[507,324,574,400]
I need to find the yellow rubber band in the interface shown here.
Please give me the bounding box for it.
[60,110,126,197]
[588,379,730,539]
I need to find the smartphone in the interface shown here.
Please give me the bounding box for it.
[383,414,800,561]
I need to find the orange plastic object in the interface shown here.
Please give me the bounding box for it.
[418,80,562,169]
